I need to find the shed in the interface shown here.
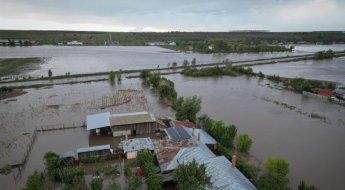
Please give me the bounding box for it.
[110,111,157,137]
[76,144,112,161]
[121,138,154,159]
[86,112,111,132]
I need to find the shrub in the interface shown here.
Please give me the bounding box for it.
[236,134,253,152]
[89,178,103,190]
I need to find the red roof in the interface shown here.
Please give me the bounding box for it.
[170,120,196,129]
[312,88,335,96]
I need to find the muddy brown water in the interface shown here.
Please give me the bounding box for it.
[1,74,345,189]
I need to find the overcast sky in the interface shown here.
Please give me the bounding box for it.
[0,0,344,32]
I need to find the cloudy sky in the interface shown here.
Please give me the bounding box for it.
[0,0,344,32]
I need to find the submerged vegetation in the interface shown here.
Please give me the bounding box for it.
[0,57,42,78]
[313,49,334,59]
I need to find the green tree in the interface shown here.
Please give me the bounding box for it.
[48,69,52,78]
[109,70,116,81]
[23,171,46,190]
[183,59,189,68]
[172,159,212,190]
[148,73,161,88]
[258,157,289,190]
[118,69,122,81]
[173,95,202,123]
[157,83,177,101]
[298,180,319,190]
[127,176,142,190]
[90,178,103,190]
[236,134,253,152]
[191,57,196,66]
[172,62,178,69]
[107,181,121,190]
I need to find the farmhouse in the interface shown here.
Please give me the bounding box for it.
[86,111,158,137]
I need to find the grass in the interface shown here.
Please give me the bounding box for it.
[0,57,42,77]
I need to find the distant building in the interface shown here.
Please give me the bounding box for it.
[121,137,154,159]
[311,88,335,97]
[67,40,83,45]
[86,111,158,137]
[208,44,214,50]
[168,42,176,46]
[76,144,112,161]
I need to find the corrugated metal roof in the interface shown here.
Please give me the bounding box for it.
[166,140,257,190]
[76,144,111,154]
[110,111,156,126]
[164,126,192,141]
[86,112,111,130]
[170,120,196,128]
[206,156,257,190]
[59,151,75,158]
[184,127,217,145]
[121,137,154,153]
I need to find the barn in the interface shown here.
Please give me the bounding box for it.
[110,111,157,137]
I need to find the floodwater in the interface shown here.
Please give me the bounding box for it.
[165,74,345,190]
[0,46,307,77]
[1,74,344,189]
[251,56,345,85]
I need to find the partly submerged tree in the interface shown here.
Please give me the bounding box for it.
[173,159,212,190]
[173,95,201,123]
[23,171,46,190]
[298,180,319,190]
[109,70,116,81]
[236,134,253,152]
[258,156,289,190]
[48,69,53,78]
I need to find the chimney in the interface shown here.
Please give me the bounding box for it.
[197,132,201,141]
[232,155,237,168]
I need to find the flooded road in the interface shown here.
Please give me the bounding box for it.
[251,56,345,85]
[165,74,345,190]
[0,46,306,77]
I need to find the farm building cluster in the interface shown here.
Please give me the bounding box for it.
[58,111,257,190]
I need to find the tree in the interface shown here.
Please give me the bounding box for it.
[48,69,53,78]
[191,57,196,66]
[157,83,177,101]
[148,73,161,88]
[298,180,319,190]
[127,176,142,190]
[183,59,189,68]
[109,70,116,81]
[173,95,202,123]
[258,157,289,190]
[172,159,211,190]
[23,171,46,190]
[172,61,178,69]
[118,69,122,81]
[236,134,252,152]
[90,178,103,190]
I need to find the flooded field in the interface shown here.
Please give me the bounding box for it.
[1,74,344,189]
[0,46,307,77]
[0,78,172,166]
[165,74,345,190]
[251,56,345,85]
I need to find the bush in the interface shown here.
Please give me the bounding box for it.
[127,176,142,190]
[236,134,253,152]
[109,70,116,81]
[23,171,46,190]
[258,157,289,190]
[90,178,103,190]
